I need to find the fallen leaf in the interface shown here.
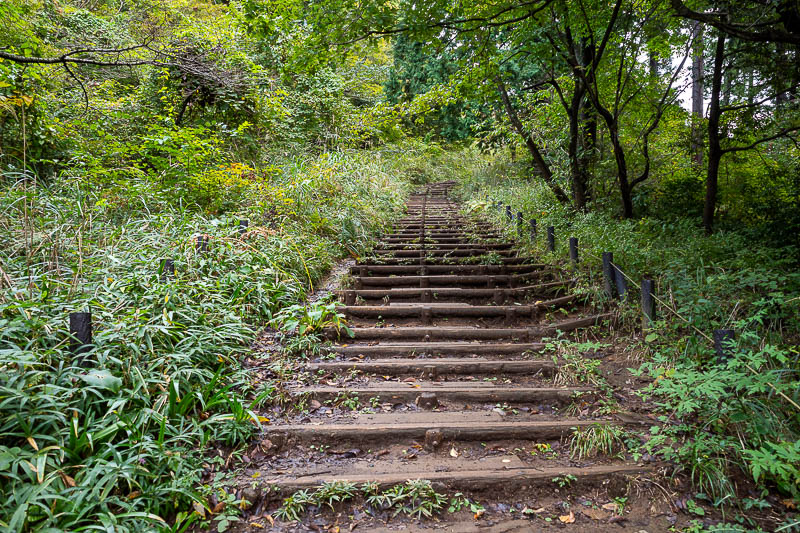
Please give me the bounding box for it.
[264,515,275,526]
[559,511,575,524]
[192,502,206,518]
[450,447,459,458]
[782,498,797,509]
[601,502,619,512]
[126,491,140,500]
[27,437,38,451]
[474,509,485,520]
[211,501,226,514]
[250,523,264,529]
[59,472,76,487]
[582,508,608,521]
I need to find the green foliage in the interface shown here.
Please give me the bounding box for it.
[0,141,411,530]
[271,298,352,337]
[569,424,627,460]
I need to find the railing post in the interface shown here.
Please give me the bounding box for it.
[69,312,93,366]
[602,252,618,298]
[641,278,655,326]
[546,226,555,252]
[160,258,174,282]
[196,235,208,253]
[505,205,513,222]
[614,264,628,300]
[569,237,578,264]
[714,329,736,363]
[239,219,249,236]
[529,219,537,238]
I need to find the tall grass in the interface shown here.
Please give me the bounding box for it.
[0,141,435,530]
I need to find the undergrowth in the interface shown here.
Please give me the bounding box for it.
[456,158,800,518]
[0,141,489,530]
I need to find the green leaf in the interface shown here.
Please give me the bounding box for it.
[645,333,658,343]
[79,369,123,393]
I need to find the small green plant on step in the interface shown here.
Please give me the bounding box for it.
[271,296,354,337]
[551,474,577,488]
[569,423,627,460]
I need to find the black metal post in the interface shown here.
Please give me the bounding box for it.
[160,258,174,282]
[239,219,249,235]
[529,219,537,238]
[602,252,618,298]
[641,278,656,326]
[196,235,208,253]
[546,226,555,252]
[614,265,628,300]
[569,237,578,264]
[69,312,93,364]
[714,329,736,363]
[505,205,513,221]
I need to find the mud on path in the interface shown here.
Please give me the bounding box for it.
[225,182,706,532]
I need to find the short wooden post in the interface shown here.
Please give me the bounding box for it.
[641,278,656,326]
[196,235,208,253]
[160,258,174,281]
[239,219,249,235]
[69,312,93,365]
[516,211,523,233]
[505,205,513,221]
[568,237,578,264]
[714,329,735,362]
[602,252,618,298]
[529,219,537,238]
[546,226,555,252]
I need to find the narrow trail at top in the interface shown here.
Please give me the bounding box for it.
[240,182,669,531]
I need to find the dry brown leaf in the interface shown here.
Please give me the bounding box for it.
[582,507,608,521]
[474,509,485,520]
[27,437,38,451]
[59,472,76,488]
[601,502,619,512]
[782,498,797,509]
[211,501,226,514]
[559,511,575,524]
[250,523,264,529]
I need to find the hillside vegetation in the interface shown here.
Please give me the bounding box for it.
[1,0,799,531]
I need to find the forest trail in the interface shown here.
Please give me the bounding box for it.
[241,182,672,530]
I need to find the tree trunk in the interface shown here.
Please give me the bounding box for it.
[703,32,726,234]
[496,80,571,204]
[568,81,589,211]
[691,21,704,166]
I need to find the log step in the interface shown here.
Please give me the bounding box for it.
[338,296,575,318]
[294,383,589,403]
[354,271,556,288]
[306,358,555,376]
[327,314,612,340]
[333,342,547,357]
[264,464,653,491]
[266,416,600,442]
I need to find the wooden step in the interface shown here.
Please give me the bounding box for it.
[264,463,653,491]
[294,383,590,403]
[354,270,556,288]
[349,264,548,276]
[307,358,555,376]
[338,296,576,319]
[333,342,546,357]
[328,314,611,340]
[267,416,599,442]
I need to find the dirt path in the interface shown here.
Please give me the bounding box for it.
[233,182,682,531]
